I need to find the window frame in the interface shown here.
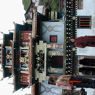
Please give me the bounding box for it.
[77,16,92,29]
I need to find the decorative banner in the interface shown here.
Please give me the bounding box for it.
[5,46,12,67]
[36,50,45,72]
[19,48,29,84]
[14,24,32,90]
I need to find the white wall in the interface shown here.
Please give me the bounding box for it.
[77,0,95,16]
[77,0,95,37]
[77,0,95,55]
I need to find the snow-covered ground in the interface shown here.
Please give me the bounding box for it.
[0,76,31,95]
[0,64,31,95]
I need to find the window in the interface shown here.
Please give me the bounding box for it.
[77,16,91,28]
[50,35,57,43]
[77,0,83,9]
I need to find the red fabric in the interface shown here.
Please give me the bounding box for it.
[75,36,95,48]
[69,80,81,85]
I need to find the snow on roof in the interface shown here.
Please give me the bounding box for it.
[13,87,31,95]
[0,75,31,95]
[76,88,95,95]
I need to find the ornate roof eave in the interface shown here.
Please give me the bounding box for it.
[25,1,35,21]
[25,1,49,23]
